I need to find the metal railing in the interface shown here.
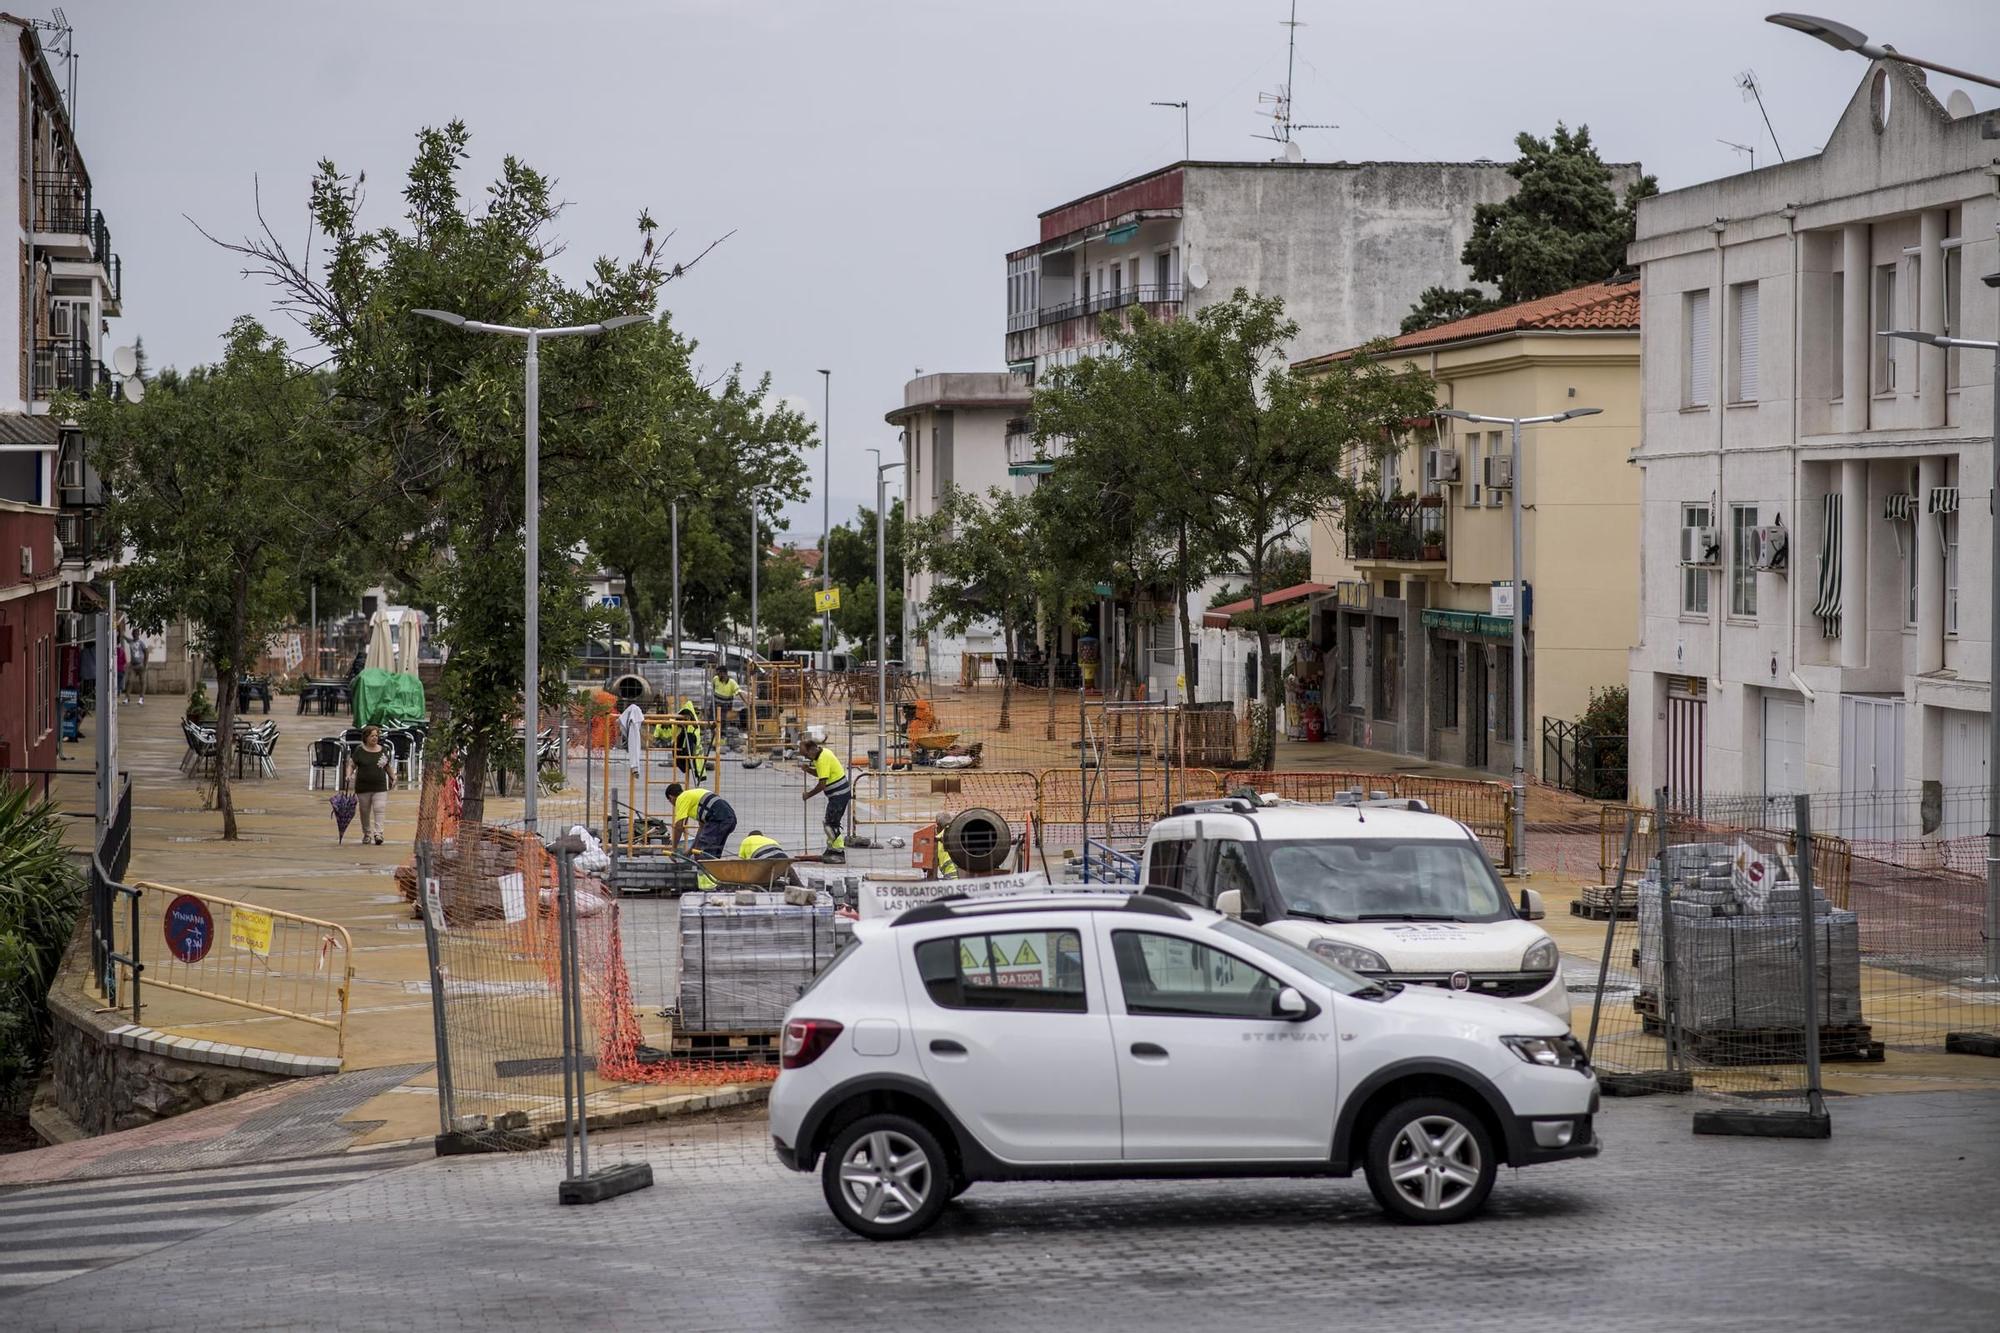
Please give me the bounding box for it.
[1343,497,1447,562]
[1036,282,1183,327]
[89,775,138,1017]
[32,172,91,233]
[31,338,102,399]
[1543,717,1628,801]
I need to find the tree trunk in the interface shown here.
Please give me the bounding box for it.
[622,565,642,644]
[998,620,1015,733]
[460,733,489,829]
[215,573,248,840]
[1248,546,1276,771]
[1044,614,1060,742]
[1177,522,1199,699]
[1123,594,1141,698]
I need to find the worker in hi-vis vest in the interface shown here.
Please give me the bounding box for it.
[932,811,959,879]
[800,738,851,863]
[712,664,745,741]
[665,782,736,857]
[739,831,789,861]
[668,699,707,783]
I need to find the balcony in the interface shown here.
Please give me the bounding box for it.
[1344,496,1448,566]
[33,172,91,233]
[31,339,107,401]
[1037,282,1182,327]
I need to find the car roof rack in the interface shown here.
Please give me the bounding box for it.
[891,892,1145,927]
[1121,894,1191,920]
[1168,797,1256,816]
[1139,886,1203,908]
[892,895,971,926]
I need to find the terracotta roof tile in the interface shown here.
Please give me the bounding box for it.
[1295,280,1640,368]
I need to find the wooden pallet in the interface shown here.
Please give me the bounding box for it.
[1632,992,1880,1063]
[1571,885,1638,921]
[669,1028,782,1064]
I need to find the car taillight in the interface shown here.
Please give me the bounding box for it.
[781,1019,843,1069]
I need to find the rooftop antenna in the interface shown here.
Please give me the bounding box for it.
[1736,69,1786,163]
[31,10,78,129]
[1255,1,1336,159]
[1717,137,1757,171]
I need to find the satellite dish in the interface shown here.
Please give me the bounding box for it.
[121,376,145,404]
[111,345,137,376]
[1946,88,1975,119]
[1284,140,1305,164]
[1185,260,1209,292]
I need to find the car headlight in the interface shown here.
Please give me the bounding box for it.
[1308,940,1388,973]
[1522,938,1560,974]
[1502,1034,1590,1070]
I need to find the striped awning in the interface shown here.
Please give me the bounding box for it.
[1883,492,1916,521]
[1928,486,1959,515]
[1813,491,1842,639]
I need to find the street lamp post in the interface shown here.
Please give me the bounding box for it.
[819,369,833,671]
[413,309,646,830]
[1765,13,2000,89]
[1884,303,2000,983]
[867,448,906,785]
[1436,407,1602,873]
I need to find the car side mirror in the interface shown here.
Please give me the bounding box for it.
[1274,986,1310,1020]
[1518,887,1546,921]
[1214,889,1243,918]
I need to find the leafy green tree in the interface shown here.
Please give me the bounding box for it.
[67,319,355,838]
[904,485,1041,731]
[1403,124,1658,332]
[211,121,738,823]
[827,498,904,658]
[729,551,817,657]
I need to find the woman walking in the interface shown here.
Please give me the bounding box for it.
[350,725,394,846]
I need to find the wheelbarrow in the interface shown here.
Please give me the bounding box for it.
[697,856,798,889]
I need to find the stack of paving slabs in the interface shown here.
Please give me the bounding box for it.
[1636,841,1862,1054]
[676,890,854,1033]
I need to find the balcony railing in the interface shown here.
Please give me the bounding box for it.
[1344,496,1447,563]
[31,339,105,400]
[90,211,113,265]
[1036,282,1183,327]
[105,253,122,306]
[32,172,91,233]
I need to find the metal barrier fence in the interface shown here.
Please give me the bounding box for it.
[88,773,133,992]
[1227,769,1516,870]
[107,883,356,1059]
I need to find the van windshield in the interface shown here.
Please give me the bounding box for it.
[1264,839,1511,924]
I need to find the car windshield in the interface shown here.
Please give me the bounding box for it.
[1211,918,1379,996]
[1264,838,1511,924]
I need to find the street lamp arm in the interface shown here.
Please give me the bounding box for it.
[1766,12,2000,89]
[1882,327,2000,352]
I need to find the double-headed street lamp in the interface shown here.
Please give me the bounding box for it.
[1435,406,1602,872]
[413,309,648,828]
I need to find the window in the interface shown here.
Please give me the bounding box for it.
[1872,264,1898,393]
[1945,242,1963,388]
[1903,465,1920,628]
[1155,251,1171,293]
[1110,931,1285,1019]
[1261,838,1510,923]
[1146,839,1193,891]
[1731,504,1759,618]
[1466,431,1483,507]
[1945,459,1960,636]
[929,426,941,501]
[1682,503,1712,616]
[1374,620,1400,719]
[1209,840,1259,916]
[1440,642,1460,729]
[1487,431,1506,506]
[34,634,50,737]
[915,929,1087,1013]
[1080,270,1091,307]
[1686,289,1712,407]
[1730,282,1760,402]
[1108,262,1122,302]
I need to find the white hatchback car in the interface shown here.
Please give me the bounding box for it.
[769,892,1599,1240]
[1143,797,1571,1024]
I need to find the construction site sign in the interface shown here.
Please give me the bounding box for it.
[814,588,842,613]
[230,906,274,958]
[856,869,1058,919]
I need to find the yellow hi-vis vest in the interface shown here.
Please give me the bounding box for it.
[739,833,787,860]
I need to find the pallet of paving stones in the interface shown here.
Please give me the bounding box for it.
[1634,991,1880,1063]
[676,890,854,1033]
[607,850,702,896]
[1570,882,1638,920]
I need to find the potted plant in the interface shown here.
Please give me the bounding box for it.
[1418,490,1445,509]
[1372,515,1393,559]
[1422,527,1445,561]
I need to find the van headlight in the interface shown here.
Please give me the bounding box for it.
[1309,940,1388,973]
[1502,1034,1590,1070]
[1522,938,1560,975]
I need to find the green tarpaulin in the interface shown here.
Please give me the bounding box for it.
[351,668,426,727]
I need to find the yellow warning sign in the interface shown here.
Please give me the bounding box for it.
[231,907,274,958]
[959,941,984,970]
[1012,938,1041,966]
[814,588,842,613]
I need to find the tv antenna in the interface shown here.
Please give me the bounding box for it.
[1255,0,1336,159]
[1717,138,1757,171]
[1736,69,1786,163]
[31,10,78,129]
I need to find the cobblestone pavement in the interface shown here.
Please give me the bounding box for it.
[4,1089,1997,1332]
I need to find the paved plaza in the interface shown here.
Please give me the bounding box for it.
[3,1089,1997,1332]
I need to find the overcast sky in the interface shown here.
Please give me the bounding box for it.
[54,0,1999,537]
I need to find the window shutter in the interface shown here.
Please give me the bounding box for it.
[1736,284,1759,401]
[1687,290,1712,406]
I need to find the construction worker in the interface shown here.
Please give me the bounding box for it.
[932,811,959,880]
[668,700,707,783]
[800,737,851,864]
[738,829,799,886]
[664,782,736,857]
[712,664,745,743]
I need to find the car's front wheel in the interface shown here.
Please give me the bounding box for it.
[1363,1096,1497,1224]
[821,1114,950,1240]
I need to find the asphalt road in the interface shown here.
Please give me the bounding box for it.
[3,1089,1996,1332]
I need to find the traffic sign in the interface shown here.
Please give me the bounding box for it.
[814,588,842,613]
[164,894,214,964]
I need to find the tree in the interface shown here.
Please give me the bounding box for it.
[732,551,816,657]
[208,121,737,824]
[1180,291,1438,767]
[1401,286,1498,335]
[904,486,1040,731]
[69,319,355,837]
[827,498,905,658]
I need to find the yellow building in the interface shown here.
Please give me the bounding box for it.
[1293,280,1640,779]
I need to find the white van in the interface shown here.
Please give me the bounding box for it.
[1140,795,1569,1024]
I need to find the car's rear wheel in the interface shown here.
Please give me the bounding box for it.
[1363,1096,1496,1224]
[821,1114,950,1240]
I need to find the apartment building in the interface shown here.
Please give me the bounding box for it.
[886,372,1031,683]
[0,496,59,769]
[0,16,125,676]
[1297,281,1641,775]
[1627,59,1998,823]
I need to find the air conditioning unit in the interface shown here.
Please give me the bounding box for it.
[1483,454,1513,489]
[1753,525,1788,572]
[1681,525,1719,566]
[18,545,31,576]
[55,581,74,611]
[56,514,81,548]
[56,611,84,644]
[58,454,84,490]
[1425,446,1460,484]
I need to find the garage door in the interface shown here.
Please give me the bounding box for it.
[1839,696,1904,842]
[1940,709,1989,841]
[1763,694,1807,803]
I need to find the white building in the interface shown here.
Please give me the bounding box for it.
[1627,60,1997,825]
[888,372,1032,684]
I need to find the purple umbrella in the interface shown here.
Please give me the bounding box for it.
[330,791,358,843]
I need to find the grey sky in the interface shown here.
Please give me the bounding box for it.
[54,0,1998,539]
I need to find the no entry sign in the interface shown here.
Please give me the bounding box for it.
[163,894,214,964]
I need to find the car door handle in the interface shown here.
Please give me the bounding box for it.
[929,1039,967,1056]
[1129,1042,1168,1059]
